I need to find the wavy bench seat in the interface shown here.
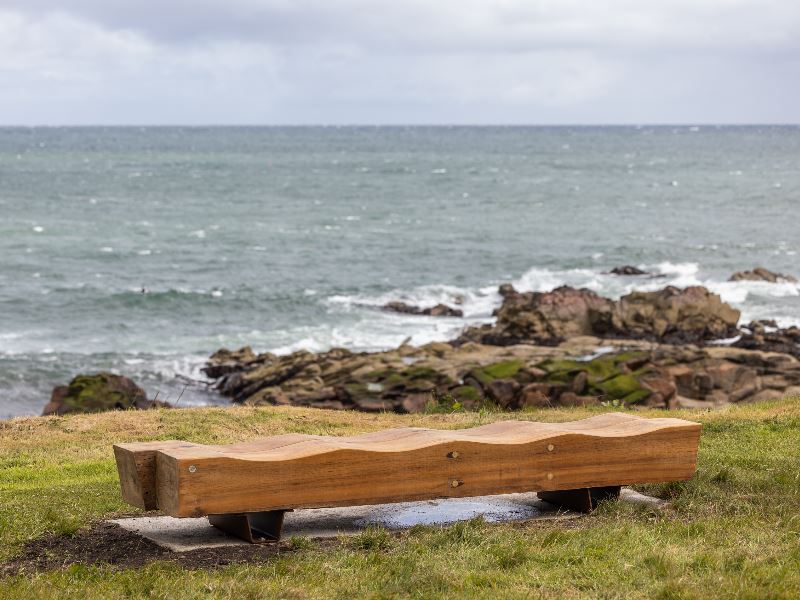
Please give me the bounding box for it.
[114,413,700,541]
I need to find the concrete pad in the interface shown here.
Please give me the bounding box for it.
[111,488,665,552]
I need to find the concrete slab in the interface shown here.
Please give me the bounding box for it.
[111,488,664,552]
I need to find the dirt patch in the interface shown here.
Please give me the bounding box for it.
[1,522,304,575]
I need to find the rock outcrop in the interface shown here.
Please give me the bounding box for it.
[729,267,797,283]
[42,373,167,416]
[734,321,800,358]
[383,301,463,317]
[204,336,800,414]
[610,286,740,343]
[475,286,615,344]
[198,279,796,415]
[459,285,739,346]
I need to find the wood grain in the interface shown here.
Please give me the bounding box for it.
[113,413,701,517]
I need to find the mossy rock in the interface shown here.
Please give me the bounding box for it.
[450,385,483,402]
[594,373,640,397]
[449,385,487,408]
[535,351,654,406]
[621,389,653,404]
[537,351,648,384]
[361,366,452,392]
[47,373,149,415]
[344,382,375,403]
[469,360,523,386]
[593,373,652,404]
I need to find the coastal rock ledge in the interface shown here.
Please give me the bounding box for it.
[203,283,799,414]
[203,340,800,413]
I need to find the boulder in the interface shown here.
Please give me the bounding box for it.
[610,286,740,343]
[608,265,648,276]
[491,286,615,344]
[519,383,551,408]
[639,372,677,407]
[243,386,291,406]
[383,301,463,318]
[401,393,430,414]
[203,346,261,378]
[734,324,800,358]
[485,378,521,408]
[462,285,740,346]
[729,267,797,283]
[42,373,165,416]
[427,304,464,317]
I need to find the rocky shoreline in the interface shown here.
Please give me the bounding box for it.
[201,273,800,414]
[41,267,800,416]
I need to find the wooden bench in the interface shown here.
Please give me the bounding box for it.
[114,413,700,542]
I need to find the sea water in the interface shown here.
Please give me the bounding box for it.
[1,126,799,417]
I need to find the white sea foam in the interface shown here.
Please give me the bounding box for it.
[310,262,800,355]
[268,314,473,356]
[327,283,498,320]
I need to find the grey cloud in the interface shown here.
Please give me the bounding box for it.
[0,2,799,124]
[8,1,800,53]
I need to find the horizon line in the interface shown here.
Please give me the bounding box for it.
[1,122,799,128]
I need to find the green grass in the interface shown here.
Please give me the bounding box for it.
[2,399,800,598]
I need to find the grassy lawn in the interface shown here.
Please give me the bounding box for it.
[1,400,799,599]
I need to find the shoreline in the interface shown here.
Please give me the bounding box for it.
[168,280,800,415]
[4,268,800,419]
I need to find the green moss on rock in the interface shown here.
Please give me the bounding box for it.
[47,372,149,415]
[537,351,647,383]
[535,351,654,405]
[469,360,523,386]
[354,366,452,399]
[595,374,644,399]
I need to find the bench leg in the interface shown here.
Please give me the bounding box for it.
[538,486,621,513]
[208,510,289,543]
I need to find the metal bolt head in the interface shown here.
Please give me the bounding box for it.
[547,472,554,480]
[188,465,197,473]
[547,444,555,452]
[448,451,460,459]
[450,479,461,488]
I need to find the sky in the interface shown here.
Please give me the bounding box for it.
[0,1,799,125]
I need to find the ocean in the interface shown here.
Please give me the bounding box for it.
[1,125,799,418]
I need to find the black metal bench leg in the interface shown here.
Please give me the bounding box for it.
[538,486,621,513]
[208,509,290,543]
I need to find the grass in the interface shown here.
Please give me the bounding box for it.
[1,399,799,598]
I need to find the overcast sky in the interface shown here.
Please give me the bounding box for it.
[1,1,799,125]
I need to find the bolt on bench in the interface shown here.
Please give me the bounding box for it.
[113,413,700,543]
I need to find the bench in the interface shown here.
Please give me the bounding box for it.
[113,412,700,543]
